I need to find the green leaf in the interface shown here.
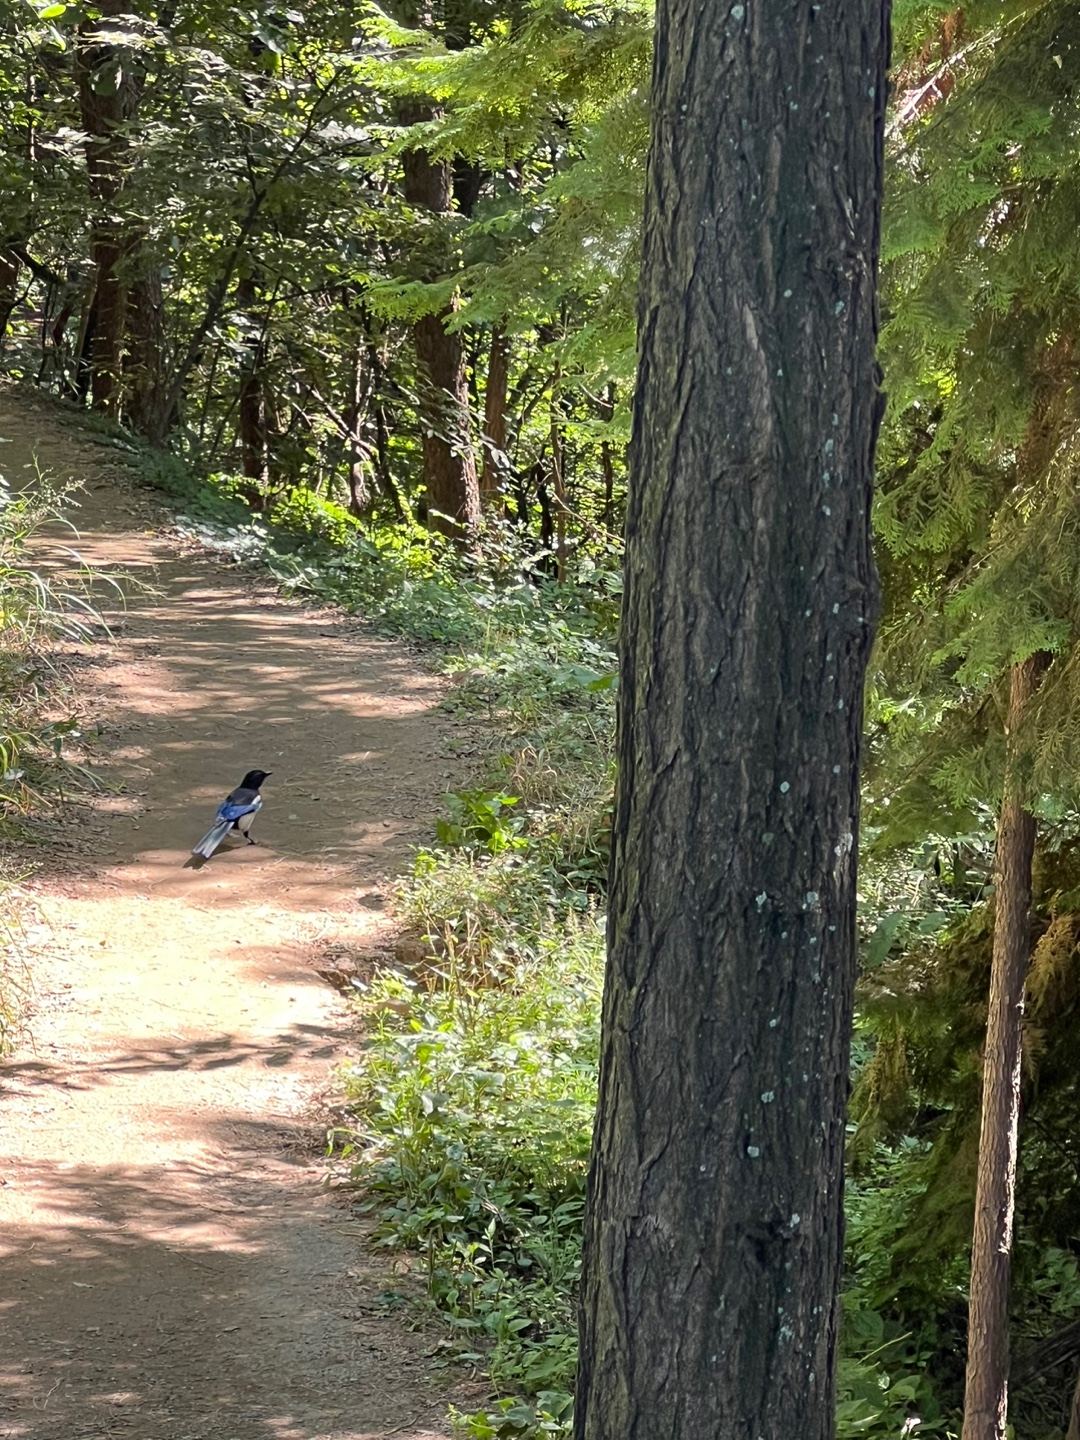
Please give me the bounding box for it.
[864,911,905,968]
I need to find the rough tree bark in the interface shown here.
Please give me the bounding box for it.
[401,115,481,545]
[573,0,890,1433]
[480,323,510,507]
[76,6,141,416]
[961,652,1050,1440]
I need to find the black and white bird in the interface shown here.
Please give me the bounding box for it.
[191,769,272,860]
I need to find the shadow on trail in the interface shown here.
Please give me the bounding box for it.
[0,1156,444,1440]
[3,1021,348,1092]
[0,392,456,1440]
[21,542,448,892]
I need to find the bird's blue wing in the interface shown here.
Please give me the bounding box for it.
[217,792,262,823]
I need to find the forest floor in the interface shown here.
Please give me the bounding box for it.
[0,386,473,1440]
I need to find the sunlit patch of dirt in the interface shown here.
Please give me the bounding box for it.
[0,385,470,1439]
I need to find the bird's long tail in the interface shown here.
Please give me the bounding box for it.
[191,819,232,859]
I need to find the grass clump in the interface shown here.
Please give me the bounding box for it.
[0,474,105,819]
[0,869,33,1057]
[0,471,112,1046]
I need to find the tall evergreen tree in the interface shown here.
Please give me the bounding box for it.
[573,0,890,1435]
[872,5,1080,1431]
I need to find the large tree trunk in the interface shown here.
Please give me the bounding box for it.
[961,652,1050,1440]
[86,231,127,415]
[76,8,141,417]
[573,0,889,1431]
[481,324,510,507]
[401,123,480,545]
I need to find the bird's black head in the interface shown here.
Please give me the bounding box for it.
[240,769,272,790]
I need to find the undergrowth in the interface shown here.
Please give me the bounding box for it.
[0,472,109,817]
[344,926,603,1438]
[0,469,110,1046]
[289,519,621,1436]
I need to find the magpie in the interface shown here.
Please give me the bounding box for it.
[191,769,272,859]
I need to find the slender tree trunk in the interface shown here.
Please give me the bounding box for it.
[534,460,555,569]
[550,370,567,584]
[236,275,268,487]
[961,652,1050,1440]
[126,251,169,441]
[0,251,20,355]
[401,115,480,545]
[573,0,889,1430]
[598,381,617,530]
[74,283,96,401]
[366,338,407,521]
[345,342,371,516]
[481,324,510,507]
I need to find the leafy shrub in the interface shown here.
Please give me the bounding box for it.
[269,487,361,545]
[341,919,603,1435]
[436,790,528,855]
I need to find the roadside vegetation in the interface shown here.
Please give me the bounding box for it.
[0,470,105,1050]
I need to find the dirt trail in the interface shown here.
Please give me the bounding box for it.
[0,388,462,1440]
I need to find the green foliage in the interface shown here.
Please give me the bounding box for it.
[1,0,637,546]
[857,18,1080,1425]
[341,922,603,1436]
[269,486,361,545]
[436,790,527,855]
[134,450,255,528]
[875,0,1080,826]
